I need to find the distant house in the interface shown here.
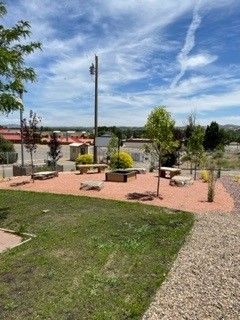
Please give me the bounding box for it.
[122,138,151,163]
[0,128,21,143]
[41,134,93,145]
[0,127,94,145]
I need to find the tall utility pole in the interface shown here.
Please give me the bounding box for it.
[90,54,98,163]
[19,89,24,170]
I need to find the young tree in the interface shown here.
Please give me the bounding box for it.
[0,2,41,113]
[184,111,197,174]
[185,110,196,142]
[145,106,178,197]
[107,134,118,161]
[187,125,205,180]
[22,111,41,181]
[47,133,62,170]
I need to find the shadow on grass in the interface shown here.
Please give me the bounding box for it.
[0,207,10,220]
[127,191,163,201]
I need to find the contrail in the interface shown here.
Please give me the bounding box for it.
[171,0,202,88]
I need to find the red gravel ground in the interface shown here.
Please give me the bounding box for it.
[0,172,234,214]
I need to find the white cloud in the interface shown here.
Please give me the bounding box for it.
[171,0,202,88]
[182,53,218,69]
[1,0,240,127]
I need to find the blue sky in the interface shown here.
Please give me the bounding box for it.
[2,0,240,126]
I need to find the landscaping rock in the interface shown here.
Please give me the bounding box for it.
[80,180,104,191]
[170,175,194,187]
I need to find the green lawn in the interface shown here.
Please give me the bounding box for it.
[0,190,194,320]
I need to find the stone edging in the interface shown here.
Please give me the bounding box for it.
[0,227,36,253]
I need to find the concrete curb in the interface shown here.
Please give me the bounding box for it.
[0,228,36,253]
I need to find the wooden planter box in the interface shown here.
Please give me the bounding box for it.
[13,164,32,176]
[105,170,137,182]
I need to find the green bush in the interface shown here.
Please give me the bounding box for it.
[0,135,15,152]
[0,135,17,164]
[110,151,133,169]
[75,154,93,165]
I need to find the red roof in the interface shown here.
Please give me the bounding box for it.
[0,133,21,141]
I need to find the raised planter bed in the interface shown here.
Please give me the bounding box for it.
[105,170,137,182]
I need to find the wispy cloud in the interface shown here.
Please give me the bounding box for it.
[171,0,202,88]
[1,0,240,126]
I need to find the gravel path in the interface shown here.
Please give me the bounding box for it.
[143,177,240,319]
[221,176,240,212]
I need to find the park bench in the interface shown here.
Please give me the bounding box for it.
[76,164,108,174]
[124,168,147,174]
[159,167,181,179]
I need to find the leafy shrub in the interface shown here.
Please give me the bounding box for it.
[200,170,210,182]
[0,152,18,164]
[149,161,155,172]
[110,151,133,169]
[0,135,17,164]
[0,135,15,152]
[233,175,240,183]
[75,154,93,165]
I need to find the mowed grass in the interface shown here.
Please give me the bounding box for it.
[0,190,194,320]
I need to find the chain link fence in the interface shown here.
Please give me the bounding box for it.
[0,152,18,164]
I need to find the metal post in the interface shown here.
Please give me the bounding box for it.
[117,138,120,169]
[19,90,24,171]
[94,55,98,164]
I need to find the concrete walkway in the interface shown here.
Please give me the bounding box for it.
[0,230,22,253]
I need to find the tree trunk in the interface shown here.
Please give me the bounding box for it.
[53,159,56,171]
[207,168,215,202]
[194,163,197,180]
[157,155,161,197]
[30,151,34,183]
[190,161,193,175]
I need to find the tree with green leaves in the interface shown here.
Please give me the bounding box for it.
[184,111,197,173]
[0,134,17,165]
[186,125,205,180]
[22,111,41,181]
[0,134,14,153]
[0,2,41,113]
[203,121,225,151]
[145,106,178,197]
[107,134,118,160]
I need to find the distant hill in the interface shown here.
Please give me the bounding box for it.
[2,123,240,131]
[3,124,20,128]
[220,124,240,130]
